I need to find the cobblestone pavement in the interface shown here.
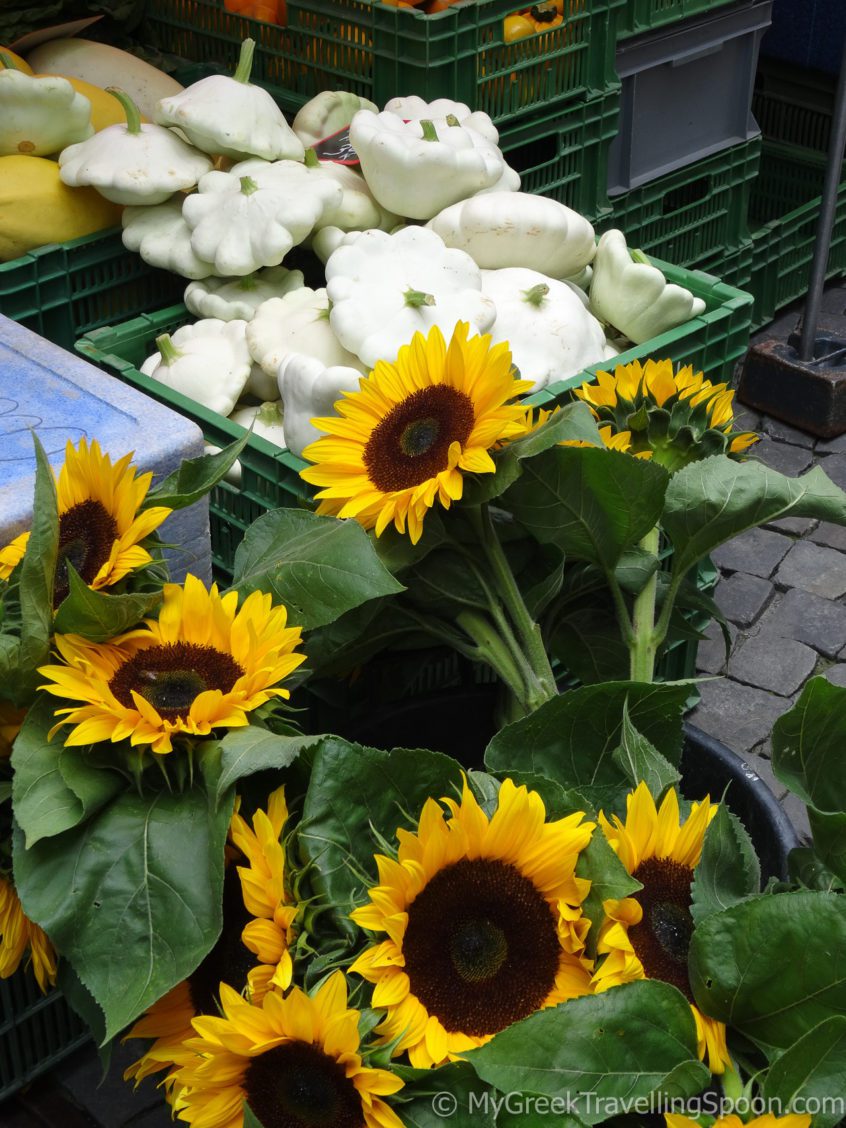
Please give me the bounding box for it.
[689,284,846,842]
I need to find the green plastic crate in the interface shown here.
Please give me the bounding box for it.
[142,0,623,126]
[617,0,743,38]
[0,228,185,354]
[498,85,620,217]
[596,137,761,268]
[753,56,845,159]
[0,966,88,1102]
[76,307,313,583]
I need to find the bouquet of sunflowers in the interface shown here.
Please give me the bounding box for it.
[3,327,846,1128]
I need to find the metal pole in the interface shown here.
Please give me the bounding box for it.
[799,36,846,361]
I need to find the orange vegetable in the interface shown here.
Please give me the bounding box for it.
[503,12,535,39]
[526,3,563,29]
[223,0,284,23]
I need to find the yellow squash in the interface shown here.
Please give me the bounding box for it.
[0,47,31,74]
[43,75,149,131]
[0,154,122,261]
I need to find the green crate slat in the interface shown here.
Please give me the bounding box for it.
[742,142,846,328]
[0,229,185,353]
[753,57,844,158]
[597,137,761,269]
[0,966,89,1103]
[498,85,620,217]
[617,0,742,39]
[143,0,623,126]
[76,307,314,584]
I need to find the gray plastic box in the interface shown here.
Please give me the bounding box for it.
[608,0,773,195]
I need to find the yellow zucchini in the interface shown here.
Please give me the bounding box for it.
[26,39,182,119]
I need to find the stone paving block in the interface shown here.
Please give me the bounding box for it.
[714,572,773,627]
[811,521,846,552]
[743,747,788,800]
[775,540,846,599]
[766,516,818,536]
[686,679,795,754]
[757,587,846,657]
[734,406,762,433]
[816,453,846,491]
[827,663,846,687]
[728,634,818,695]
[762,417,816,448]
[816,432,846,454]
[750,439,814,477]
[711,528,792,579]
[696,619,738,675]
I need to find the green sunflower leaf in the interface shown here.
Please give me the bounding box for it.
[297,739,464,939]
[230,510,404,631]
[690,804,761,924]
[53,565,161,641]
[396,1062,498,1127]
[771,676,846,813]
[244,1103,264,1128]
[463,401,602,507]
[215,727,324,804]
[806,809,846,889]
[611,698,681,798]
[663,458,846,581]
[689,891,846,1053]
[502,446,669,572]
[12,696,123,847]
[13,434,58,704]
[762,1015,846,1126]
[13,780,234,1043]
[143,431,250,510]
[466,979,708,1123]
[576,830,641,960]
[484,681,690,812]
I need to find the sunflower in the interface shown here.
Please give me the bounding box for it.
[230,785,297,992]
[1,438,172,604]
[125,788,298,1089]
[349,777,595,1068]
[38,575,305,754]
[0,537,26,582]
[300,323,534,544]
[666,1116,810,1128]
[0,874,57,993]
[574,358,758,472]
[172,971,405,1128]
[592,781,729,1073]
[562,424,654,459]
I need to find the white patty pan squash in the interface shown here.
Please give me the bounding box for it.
[349,110,504,221]
[0,65,93,156]
[154,39,304,163]
[428,191,596,279]
[122,201,218,280]
[589,229,707,344]
[481,267,607,393]
[292,90,379,148]
[59,88,212,206]
[325,226,496,368]
[246,288,368,380]
[383,95,500,145]
[307,154,400,233]
[182,160,342,276]
[277,352,365,457]
[185,266,305,322]
[230,400,286,449]
[140,319,252,416]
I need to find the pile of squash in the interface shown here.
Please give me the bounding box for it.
[0,40,183,261]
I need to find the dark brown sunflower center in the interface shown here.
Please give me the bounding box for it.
[402,857,560,1037]
[243,1040,364,1128]
[54,499,118,606]
[188,868,254,1015]
[363,385,475,492]
[108,642,244,720]
[628,856,695,1000]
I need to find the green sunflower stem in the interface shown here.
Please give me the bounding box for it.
[473,505,557,706]
[455,609,531,712]
[629,524,660,683]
